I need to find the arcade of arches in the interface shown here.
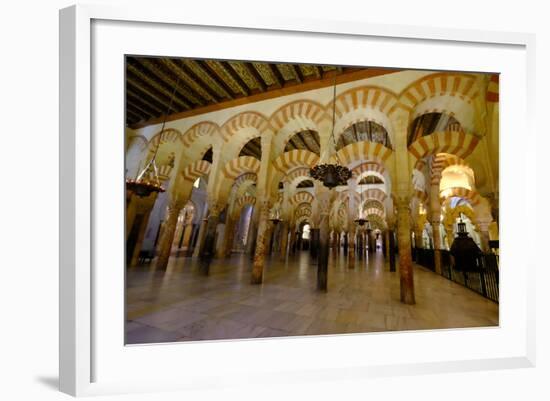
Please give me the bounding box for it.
[125,63,499,344]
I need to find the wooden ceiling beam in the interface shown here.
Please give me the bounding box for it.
[314,66,323,79]
[164,59,222,103]
[308,130,321,150]
[292,65,304,84]
[126,78,181,114]
[243,62,267,92]
[195,60,237,99]
[182,60,232,100]
[137,58,207,107]
[126,87,164,115]
[126,64,192,111]
[126,99,155,120]
[219,61,250,96]
[268,64,284,88]
[126,106,145,123]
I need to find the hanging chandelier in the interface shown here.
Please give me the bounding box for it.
[309,74,351,189]
[125,77,180,198]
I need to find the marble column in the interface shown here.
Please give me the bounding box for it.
[126,192,158,266]
[246,210,259,258]
[348,228,356,268]
[413,228,423,262]
[280,221,289,260]
[199,203,222,275]
[477,220,491,253]
[343,232,348,255]
[445,227,454,248]
[389,229,397,272]
[384,230,390,259]
[431,220,443,274]
[395,196,415,304]
[317,191,331,291]
[288,225,296,254]
[357,230,363,260]
[223,216,237,258]
[310,228,320,263]
[192,218,208,257]
[251,201,271,284]
[155,198,185,270]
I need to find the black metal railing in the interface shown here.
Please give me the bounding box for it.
[415,248,499,303]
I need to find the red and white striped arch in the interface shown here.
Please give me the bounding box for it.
[399,73,479,110]
[222,156,261,180]
[440,186,481,206]
[332,86,401,145]
[147,128,182,154]
[290,191,314,206]
[272,149,319,174]
[361,188,388,203]
[331,141,393,167]
[181,159,211,182]
[220,111,271,142]
[430,153,470,186]
[284,167,311,185]
[333,86,401,120]
[408,130,480,162]
[233,194,256,215]
[270,100,327,132]
[181,121,220,147]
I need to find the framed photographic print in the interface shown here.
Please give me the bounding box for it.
[60,3,536,397]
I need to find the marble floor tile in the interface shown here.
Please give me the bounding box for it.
[126,250,499,344]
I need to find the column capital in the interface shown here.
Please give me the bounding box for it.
[207,201,223,217]
[168,197,186,211]
[394,194,412,211]
[476,219,492,231]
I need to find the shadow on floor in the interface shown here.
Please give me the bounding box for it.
[35,376,58,391]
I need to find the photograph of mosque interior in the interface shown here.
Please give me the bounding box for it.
[125,56,499,344]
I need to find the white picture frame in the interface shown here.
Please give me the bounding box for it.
[59,3,536,397]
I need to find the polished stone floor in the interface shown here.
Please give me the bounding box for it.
[125,250,499,344]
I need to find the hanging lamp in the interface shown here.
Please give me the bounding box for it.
[309,74,351,189]
[126,77,181,198]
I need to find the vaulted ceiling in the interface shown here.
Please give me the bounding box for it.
[125,56,389,127]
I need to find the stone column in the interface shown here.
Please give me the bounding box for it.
[343,232,348,255]
[317,190,331,291]
[155,198,185,270]
[431,219,443,274]
[280,221,289,260]
[251,200,271,284]
[192,217,208,257]
[356,230,363,260]
[222,216,237,257]
[389,229,396,272]
[395,196,415,304]
[348,228,356,268]
[246,208,259,257]
[126,192,158,266]
[384,230,390,259]
[445,227,454,248]
[477,220,491,253]
[199,203,222,275]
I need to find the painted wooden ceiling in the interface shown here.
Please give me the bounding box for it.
[125,56,370,127]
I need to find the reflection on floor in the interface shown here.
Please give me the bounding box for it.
[126,250,499,344]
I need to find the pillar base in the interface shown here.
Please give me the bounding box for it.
[250,273,263,285]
